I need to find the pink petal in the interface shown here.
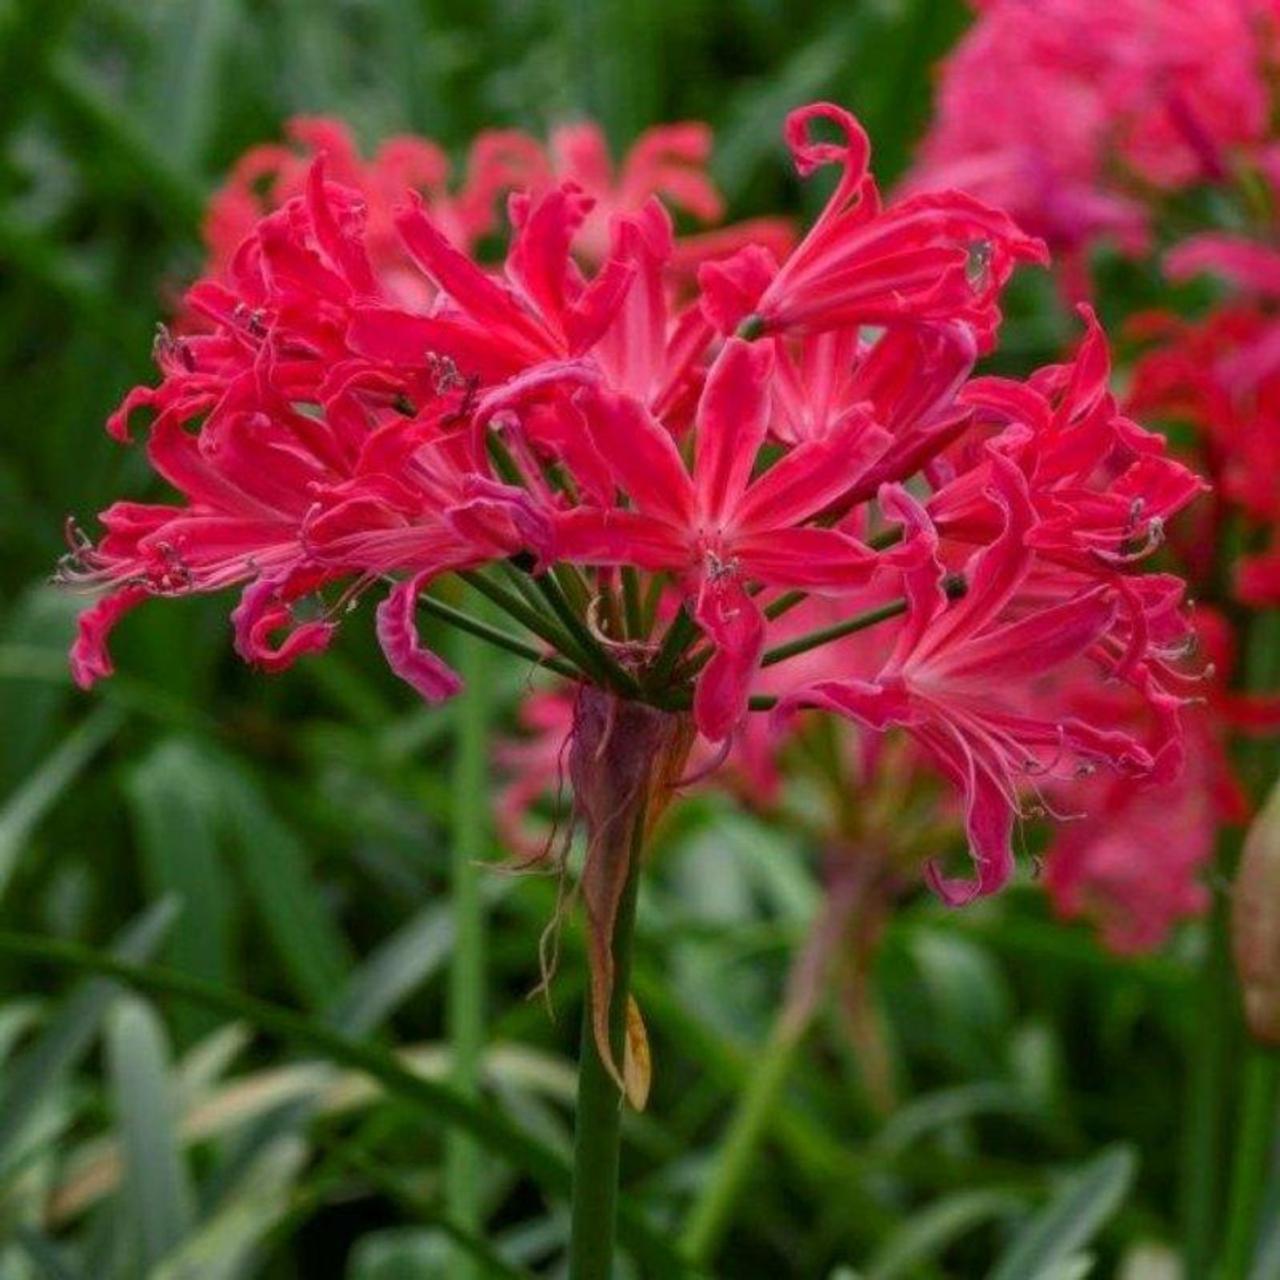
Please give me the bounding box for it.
[732,410,892,532]
[376,573,463,703]
[733,527,878,589]
[693,338,774,524]
[70,587,148,689]
[575,385,695,526]
[691,574,765,742]
[551,508,688,572]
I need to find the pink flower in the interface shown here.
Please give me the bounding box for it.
[201,116,544,309]
[701,103,1047,345]
[552,338,884,740]
[778,458,1159,904]
[908,0,1275,290]
[65,101,1195,921]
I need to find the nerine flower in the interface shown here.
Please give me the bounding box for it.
[907,0,1277,294]
[65,100,1196,930]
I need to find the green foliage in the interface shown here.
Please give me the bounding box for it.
[0,0,1246,1274]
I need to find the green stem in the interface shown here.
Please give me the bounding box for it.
[1221,1047,1280,1280]
[567,814,645,1280]
[681,1017,806,1265]
[621,566,644,640]
[529,569,640,696]
[646,607,700,689]
[445,596,492,1276]
[417,595,582,680]
[460,568,584,661]
[1183,867,1236,1275]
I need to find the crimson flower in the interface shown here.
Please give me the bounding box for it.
[63,100,1197,922]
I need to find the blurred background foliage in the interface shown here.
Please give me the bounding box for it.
[0,0,1235,1276]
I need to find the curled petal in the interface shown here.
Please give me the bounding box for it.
[231,574,336,673]
[71,587,148,689]
[376,572,463,703]
[784,102,872,186]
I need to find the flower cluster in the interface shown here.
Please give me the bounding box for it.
[899,0,1280,950]
[65,101,1200,912]
[907,0,1279,296]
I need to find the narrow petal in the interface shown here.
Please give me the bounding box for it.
[692,574,765,741]
[923,737,1017,905]
[734,527,878,589]
[575,385,696,526]
[376,573,464,703]
[70,587,148,689]
[732,410,892,532]
[693,338,774,524]
[552,508,688,572]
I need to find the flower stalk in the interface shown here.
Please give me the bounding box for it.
[445,598,492,1275]
[565,689,691,1280]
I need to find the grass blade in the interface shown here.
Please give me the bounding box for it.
[126,741,238,1038]
[987,1146,1137,1280]
[106,996,196,1268]
[0,897,179,1173]
[867,1189,1026,1280]
[0,928,698,1277]
[0,705,123,903]
[211,757,353,1013]
[12,1225,86,1280]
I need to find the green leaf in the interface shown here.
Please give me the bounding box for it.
[988,1147,1137,1280]
[151,1135,305,1280]
[326,896,460,1036]
[867,1190,1027,1280]
[0,928,693,1277]
[143,0,242,171]
[0,897,179,1174]
[106,996,196,1269]
[874,1082,1037,1158]
[126,740,238,1035]
[209,757,353,1013]
[0,585,79,795]
[0,705,122,903]
[11,1224,86,1280]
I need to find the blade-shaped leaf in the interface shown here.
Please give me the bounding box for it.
[0,897,179,1173]
[0,705,122,903]
[126,740,237,1035]
[867,1189,1026,1280]
[988,1147,1136,1280]
[209,757,352,1013]
[12,1224,87,1280]
[106,995,196,1268]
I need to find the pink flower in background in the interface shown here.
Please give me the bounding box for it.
[1043,608,1278,951]
[908,0,1277,293]
[1127,299,1280,606]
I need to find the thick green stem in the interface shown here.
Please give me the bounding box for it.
[445,607,491,1276]
[1221,1047,1280,1280]
[567,813,644,1280]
